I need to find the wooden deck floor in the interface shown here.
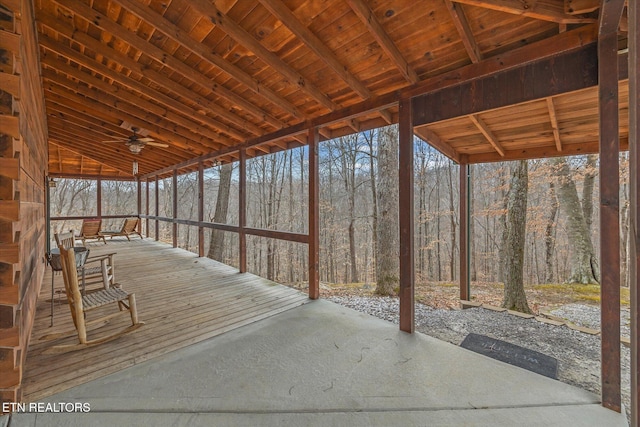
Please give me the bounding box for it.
[23,238,309,401]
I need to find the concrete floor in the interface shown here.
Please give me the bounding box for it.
[7,300,628,426]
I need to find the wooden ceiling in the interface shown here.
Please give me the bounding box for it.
[33,0,628,178]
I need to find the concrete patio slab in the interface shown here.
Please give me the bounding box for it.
[8,300,628,426]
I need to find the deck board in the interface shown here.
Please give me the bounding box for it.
[23,239,309,401]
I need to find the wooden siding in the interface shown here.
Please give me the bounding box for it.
[0,0,49,407]
[22,239,308,401]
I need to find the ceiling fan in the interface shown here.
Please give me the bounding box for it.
[102,127,169,154]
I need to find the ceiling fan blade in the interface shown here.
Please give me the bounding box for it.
[146,141,169,148]
[102,139,127,143]
[137,137,155,142]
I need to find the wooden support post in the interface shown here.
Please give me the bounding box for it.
[399,98,414,333]
[598,31,621,413]
[239,150,247,273]
[308,127,320,300]
[137,178,142,235]
[155,175,159,241]
[145,179,149,238]
[96,176,102,218]
[459,163,470,301]
[629,0,639,422]
[173,169,178,248]
[198,162,204,257]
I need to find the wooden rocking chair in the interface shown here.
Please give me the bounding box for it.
[43,245,144,354]
[78,219,106,245]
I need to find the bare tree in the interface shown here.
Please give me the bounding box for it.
[502,160,531,313]
[375,125,399,295]
[208,163,233,261]
[552,157,599,284]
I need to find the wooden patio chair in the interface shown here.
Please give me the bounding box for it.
[78,219,106,245]
[102,217,142,241]
[43,245,143,354]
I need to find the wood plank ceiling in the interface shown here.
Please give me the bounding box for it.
[32,0,628,177]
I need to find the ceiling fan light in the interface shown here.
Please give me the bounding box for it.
[128,143,143,154]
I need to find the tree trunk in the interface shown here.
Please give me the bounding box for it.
[582,154,597,231]
[552,157,599,284]
[375,125,399,296]
[502,160,532,313]
[544,182,559,283]
[207,163,232,261]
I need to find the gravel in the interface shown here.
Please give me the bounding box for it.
[327,295,631,420]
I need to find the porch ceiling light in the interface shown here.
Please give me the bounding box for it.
[127,143,144,154]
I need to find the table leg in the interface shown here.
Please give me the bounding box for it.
[50,268,54,327]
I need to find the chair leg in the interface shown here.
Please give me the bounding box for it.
[128,293,139,325]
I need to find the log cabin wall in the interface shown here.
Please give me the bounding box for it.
[0,0,49,405]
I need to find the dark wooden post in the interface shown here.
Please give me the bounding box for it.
[198,161,204,257]
[173,169,178,248]
[155,175,159,241]
[145,179,149,238]
[399,98,414,333]
[629,0,639,422]
[459,163,470,301]
[239,150,247,273]
[96,176,102,219]
[137,178,142,235]
[308,127,320,300]
[598,29,622,413]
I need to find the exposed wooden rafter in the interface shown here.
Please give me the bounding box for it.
[187,0,339,112]
[444,0,482,63]
[346,0,420,84]
[451,0,597,24]
[110,0,302,119]
[469,114,505,157]
[546,97,563,151]
[50,0,285,130]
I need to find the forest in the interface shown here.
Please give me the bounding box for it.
[49,125,632,308]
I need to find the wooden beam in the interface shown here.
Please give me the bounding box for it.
[346,0,419,84]
[628,0,639,423]
[412,43,605,127]
[188,0,338,111]
[155,175,159,241]
[308,127,319,300]
[96,177,102,218]
[598,0,625,35]
[469,114,506,157]
[444,0,482,63]
[40,51,244,142]
[198,162,204,258]
[451,0,596,24]
[238,149,247,273]
[49,1,285,129]
[413,126,461,163]
[259,0,371,99]
[546,97,563,151]
[142,26,600,179]
[399,98,414,333]
[565,0,600,14]
[145,180,149,239]
[598,30,621,413]
[467,139,629,163]
[42,82,214,158]
[137,179,142,235]
[37,15,268,136]
[460,163,470,301]
[111,0,301,119]
[172,170,178,248]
